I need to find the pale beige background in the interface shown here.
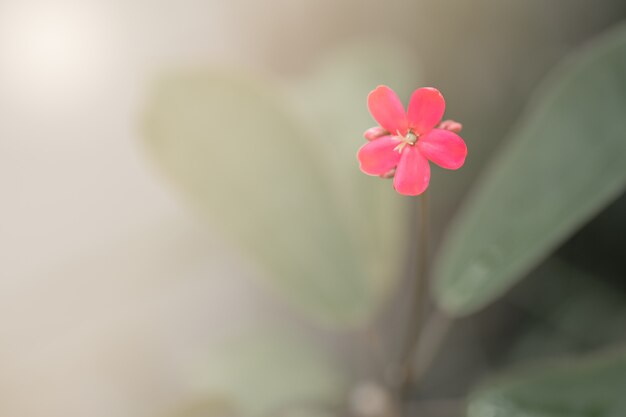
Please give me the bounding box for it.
[2,1,625,416]
[0,1,272,416]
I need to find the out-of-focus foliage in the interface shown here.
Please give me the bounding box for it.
[506,259,626,363]
[468,350,626,417]
[287,40,421,316]
[141,13,626,417]
[171,330,346,417]
[433,23,626,315]
[143,43,418,327]
[558,192,626,279]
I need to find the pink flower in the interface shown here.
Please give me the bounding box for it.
[357,86,467,196]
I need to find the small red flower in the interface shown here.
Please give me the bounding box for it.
[357,86,467,196]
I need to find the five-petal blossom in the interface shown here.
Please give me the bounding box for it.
[357,85,467,196]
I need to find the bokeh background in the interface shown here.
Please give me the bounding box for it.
[1,1,626,416]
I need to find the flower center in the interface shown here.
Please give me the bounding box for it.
[394,130,418,153]
[404,131,418,145]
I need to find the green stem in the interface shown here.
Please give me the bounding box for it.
[399,190,430,400]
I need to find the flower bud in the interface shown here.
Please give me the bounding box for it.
[364,126,389,141]
[380,167,396,179]
[438,119,463,133]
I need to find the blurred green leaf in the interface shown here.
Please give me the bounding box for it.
[143,70,368,325]
[468,350,626,417]
[193,331,347,417]
[433,23,626,315]
[143,42,419,326]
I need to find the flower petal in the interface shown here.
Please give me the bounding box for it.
[407,87,445,134]
[357,135,402,175]
[367,86,408,136]
[393,146,430,196]
[417,128,467,169]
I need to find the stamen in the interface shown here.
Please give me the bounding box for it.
[394,142,407,153]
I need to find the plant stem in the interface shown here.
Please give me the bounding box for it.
[399,190,430,400]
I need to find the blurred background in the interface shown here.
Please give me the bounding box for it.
[1,1,626,416]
